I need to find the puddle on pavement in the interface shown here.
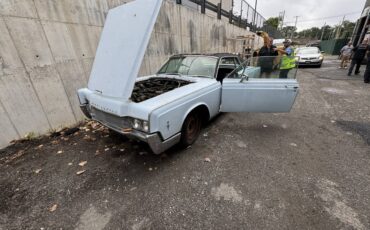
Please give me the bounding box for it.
[336,121,370,145]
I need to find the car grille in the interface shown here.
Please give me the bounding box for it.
[90,107,131,130]
[301,57,318,60]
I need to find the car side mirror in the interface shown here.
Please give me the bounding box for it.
[321,51,325,54]
[240,74,249,83]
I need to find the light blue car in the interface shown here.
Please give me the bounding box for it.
[77,0,299,154]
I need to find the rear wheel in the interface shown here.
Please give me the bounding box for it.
[180,111,202,147]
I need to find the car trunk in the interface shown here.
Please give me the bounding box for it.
[131,77,193,103]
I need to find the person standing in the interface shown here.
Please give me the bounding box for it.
[363,50,370,83]
[258,38,278,78]
[348,39,369,76]
[339,42,353,69]
[276,39,295,79]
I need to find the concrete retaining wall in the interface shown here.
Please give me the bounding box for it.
[0,0,262,148]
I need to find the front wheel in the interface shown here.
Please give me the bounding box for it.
[179,111,202,147]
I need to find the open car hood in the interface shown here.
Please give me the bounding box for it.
[87,0,163,99]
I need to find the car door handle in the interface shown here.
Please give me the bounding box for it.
[285,85,299,89]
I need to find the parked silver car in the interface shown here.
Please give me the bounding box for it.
[295,47,324,67]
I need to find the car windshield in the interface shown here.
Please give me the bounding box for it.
[297,48,320,54]
[157,56,218,78]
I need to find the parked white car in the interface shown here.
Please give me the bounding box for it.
[295,47,324,67]
[77,0,300,154]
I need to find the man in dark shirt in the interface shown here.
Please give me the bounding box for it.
[258,38,278,78]
[348,39,369,76]
[363,51,370,83]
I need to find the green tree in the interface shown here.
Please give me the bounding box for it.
[281,26,296,38]
[265,17,279,29]
[340,20,355,38]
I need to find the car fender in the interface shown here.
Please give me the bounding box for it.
[181,103,211,128]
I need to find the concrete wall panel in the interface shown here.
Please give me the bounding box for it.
[0,17,23,75]
[42,21,78,62]
[67,24,96,59]
[4,17,54,69]
[0,101,19,146]
[0,0,37,18]
[0,70,51,135]
[28,66,76,128]
[155,1,181,36]
[34,0,107,26]
[106,0,133,9]
[55,60,86,120]
[80,58,94,81]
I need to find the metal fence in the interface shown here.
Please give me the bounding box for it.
[175,0,282,38]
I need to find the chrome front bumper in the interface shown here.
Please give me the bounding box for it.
[80,104,181,154]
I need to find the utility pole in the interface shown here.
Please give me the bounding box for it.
[320,22,326,40]
[240,0,243,18]
[291,16,300,39]
[336,15,346,39]
[279,11,285,30]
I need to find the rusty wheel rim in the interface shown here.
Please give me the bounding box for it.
[185,115,200,142]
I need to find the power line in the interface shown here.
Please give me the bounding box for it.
[284,11,361,24]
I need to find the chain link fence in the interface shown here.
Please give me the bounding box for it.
[175,0,282,38]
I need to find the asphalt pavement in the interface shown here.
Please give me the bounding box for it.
[1,56,370,230]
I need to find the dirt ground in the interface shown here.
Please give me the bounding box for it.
[1,57,370,230]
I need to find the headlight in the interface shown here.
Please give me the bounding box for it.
[133,119,142,130]
[295,56,300,61]
[132,118,149,132]
[319,55,323,60]
[142,121,149,132]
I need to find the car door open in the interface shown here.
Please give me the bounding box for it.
[220,56,299,113]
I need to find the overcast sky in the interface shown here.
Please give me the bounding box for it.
[235,0,366,31]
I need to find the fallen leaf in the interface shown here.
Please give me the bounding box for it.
[68,162,73,166]
[49,204,58,212]
[76,170,86,175]
[104,148,110,152]
[78,161,87,167]
[57,150,63,154]
[148,167,153,171]
[35,169,42,174]
[83,135,95,141]
[290,143,298,147]
[263,124,268,128]
[5,150,25,163]
[204,157,211,162]
[119,149,125,152]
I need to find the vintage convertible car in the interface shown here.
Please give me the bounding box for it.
[77,0,299,154]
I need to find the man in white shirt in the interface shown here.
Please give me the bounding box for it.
[339,42,353,69]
